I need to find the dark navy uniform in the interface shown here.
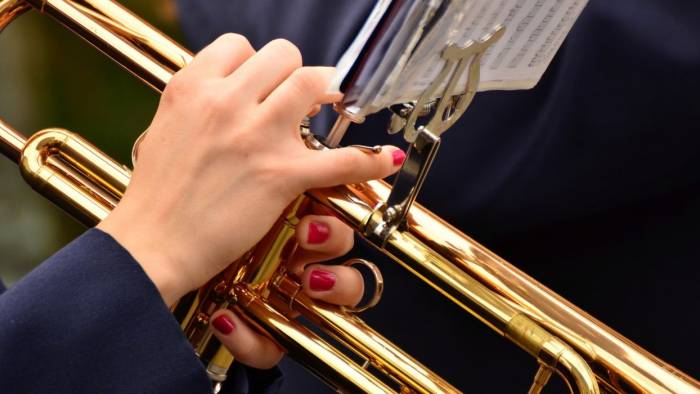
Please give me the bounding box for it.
[0,229,282,393]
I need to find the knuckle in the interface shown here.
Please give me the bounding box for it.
[269,38,302,67]
[217,32,244,45]
[289,68,324,96]
[162,71,190,102]
[201,90,229,112]
[221,78,245,101]
[336,151,362,175]
[221,124,259,154]
[217,33,254,55]
[233,339,257,363]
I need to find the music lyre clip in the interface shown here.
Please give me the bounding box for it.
[367,25,506,242]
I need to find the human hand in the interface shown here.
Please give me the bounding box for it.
[208,209,364,368]
[96,34,403,305]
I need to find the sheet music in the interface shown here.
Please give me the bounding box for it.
[333,0,588,117]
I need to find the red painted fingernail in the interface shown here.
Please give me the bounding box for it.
[392,149,406,166]
[309,270,336,291]
[212,315,235,335]
[307,221,330,244]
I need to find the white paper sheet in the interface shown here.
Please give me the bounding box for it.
[335,0,588,117]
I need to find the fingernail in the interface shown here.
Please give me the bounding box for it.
[212,315,235,335]
[392,149,406,166]
[308,221,330,244]
[309,270,336,291]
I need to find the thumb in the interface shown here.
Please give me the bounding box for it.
[300,146,405,188]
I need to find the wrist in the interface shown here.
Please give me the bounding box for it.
[97,206,188,306]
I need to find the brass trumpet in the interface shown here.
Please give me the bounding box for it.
[1,1,699,393]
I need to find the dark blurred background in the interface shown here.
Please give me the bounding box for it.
[0,1,178,284]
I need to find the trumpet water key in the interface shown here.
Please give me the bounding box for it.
[1,1,699,393]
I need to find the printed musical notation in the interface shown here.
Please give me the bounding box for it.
[333,0,588,117]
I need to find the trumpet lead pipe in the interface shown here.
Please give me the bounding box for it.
[0,118,25,163]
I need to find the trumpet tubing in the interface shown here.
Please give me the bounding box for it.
[1,1,698,393]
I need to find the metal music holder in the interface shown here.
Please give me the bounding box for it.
[363,25,506,244]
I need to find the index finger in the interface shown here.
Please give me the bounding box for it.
[184,33,255,78]
[261,67,340,122]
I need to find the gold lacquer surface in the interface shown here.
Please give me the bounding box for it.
[0,0,29,31]
[309,181,700,393]
[271,275,459,394]
[0,117,27,162]
[19,128,130,225]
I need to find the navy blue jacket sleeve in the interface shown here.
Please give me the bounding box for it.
[0,229,211,393]
[0,229,282,394]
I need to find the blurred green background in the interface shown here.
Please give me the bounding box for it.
[0,1,182,284]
